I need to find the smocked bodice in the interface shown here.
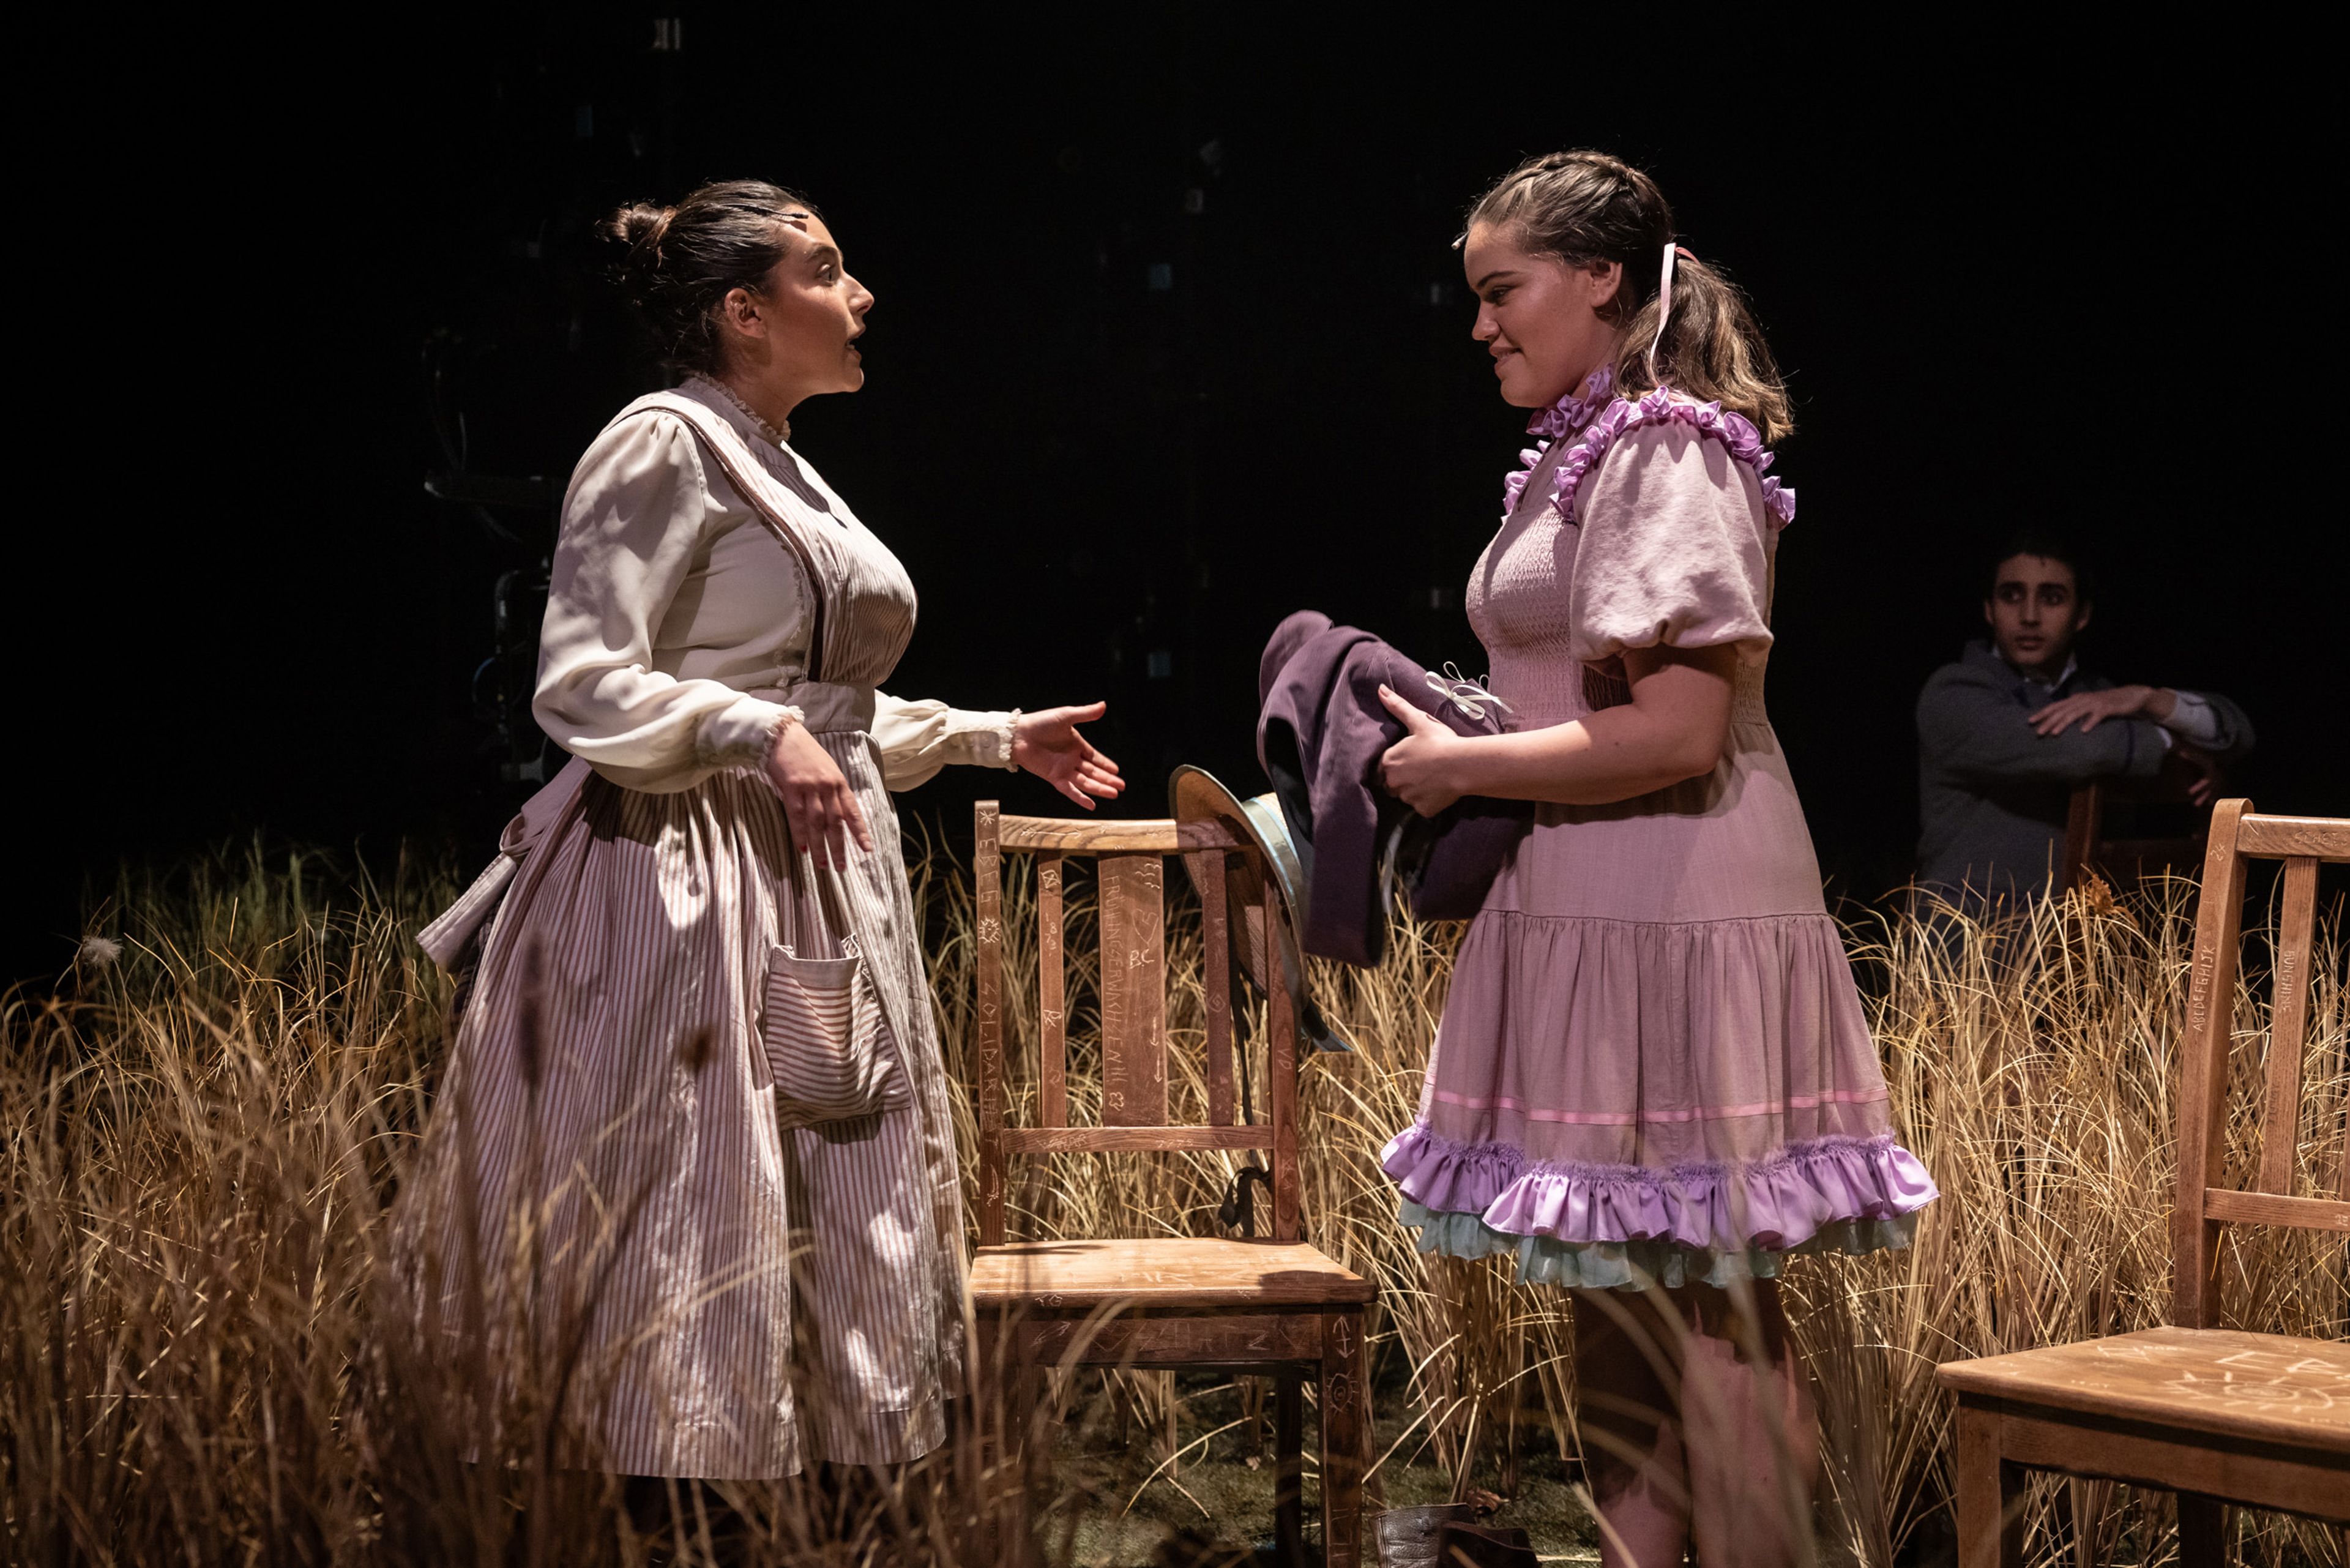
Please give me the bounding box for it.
[1466,400,1778,731]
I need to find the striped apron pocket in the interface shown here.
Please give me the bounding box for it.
[762,939,909,1128]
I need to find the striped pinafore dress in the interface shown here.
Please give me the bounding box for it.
[401,379,977,1478]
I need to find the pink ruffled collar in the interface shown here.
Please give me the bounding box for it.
[1502,367,1795,531]
[1502,365,1613,518]
[1526,364,1616,442]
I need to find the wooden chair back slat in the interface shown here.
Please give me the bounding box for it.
[2061,780,2103,891]
[1268,881,1302,1244]
[976,803,1008,1245]
[1099,853,1169,1126]
[1038,853,1067,1127]
[2176,801,2350,1328]
[2340,1099,2349,1204]
[2175,799,2249,1328]
[1188,850,1236,1129]
[2256,857,2320,1195]
[2340,1079,2349,1204]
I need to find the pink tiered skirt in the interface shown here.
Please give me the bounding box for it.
[1382,719,1937,1288]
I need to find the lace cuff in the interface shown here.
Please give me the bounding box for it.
[696,693,804,768]
[986,708,1022,771]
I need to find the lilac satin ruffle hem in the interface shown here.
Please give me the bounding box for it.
[1381,1121,1938,1260]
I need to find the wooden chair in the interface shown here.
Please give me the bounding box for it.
[2061,775,2212,894]
[1938,801,2350,1565]
[968,803,1375,1568]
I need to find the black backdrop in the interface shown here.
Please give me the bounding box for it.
[15,13,2336,982]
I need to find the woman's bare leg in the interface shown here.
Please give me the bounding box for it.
[1572,1290,1691,1568]
[1679,1279,1819,1568]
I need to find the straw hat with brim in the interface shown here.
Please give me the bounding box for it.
[1169,765,1347,1053]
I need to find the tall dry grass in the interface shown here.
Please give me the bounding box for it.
[3,846,456,1562]
[2,845,1028,1567]
[4,837,2344,1566]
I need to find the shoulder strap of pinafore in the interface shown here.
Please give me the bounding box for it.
[624,390,845,684]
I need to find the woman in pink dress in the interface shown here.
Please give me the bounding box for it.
[1375,152,1936,1566]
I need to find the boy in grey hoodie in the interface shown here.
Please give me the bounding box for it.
[1914,535,2253,905]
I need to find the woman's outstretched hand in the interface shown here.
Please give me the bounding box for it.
[1012,702,1125,810]
[1376,685,1466,817]
[766,719,875,870]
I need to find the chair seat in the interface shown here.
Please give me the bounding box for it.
[1936,1326,2350,1454]
[971,1237,1375,1311]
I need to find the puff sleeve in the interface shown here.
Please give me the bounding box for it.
[1564,420,1775,664]
[870,693,1018,791]
[533,414,800,793]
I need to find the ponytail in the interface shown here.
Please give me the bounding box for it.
[1613,248,1792,444]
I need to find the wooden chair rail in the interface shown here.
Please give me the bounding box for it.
[1957,1399,2348,1528]
[2201,1190,2350,1231]
[1003,1310,1329,1368]
[2235,813,2350,862]
[995,814,1245,853]
[999,1126,1274,1155]
[980,1305,1370,1566]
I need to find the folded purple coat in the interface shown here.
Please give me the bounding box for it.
[1257,610,1532,967]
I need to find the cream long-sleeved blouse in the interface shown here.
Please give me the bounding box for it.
[532,379,1016,794]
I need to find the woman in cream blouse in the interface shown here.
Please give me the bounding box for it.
[405,179,1121,1480]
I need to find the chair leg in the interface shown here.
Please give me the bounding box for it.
[1955,1402,2023,1568]
[2177,1492,2227,1568]
[1320,1312,1367,1568]
[1276,1370,1305,1568]
[981,1318,1039,1568]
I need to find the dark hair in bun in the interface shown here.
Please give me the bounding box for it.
[601,179,821,375]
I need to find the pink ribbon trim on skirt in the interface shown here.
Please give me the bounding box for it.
[1427,1085,1893,1127]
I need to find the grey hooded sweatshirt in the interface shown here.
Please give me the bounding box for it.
[1914,640,2254,902]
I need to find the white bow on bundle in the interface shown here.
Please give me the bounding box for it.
[1422,663,1513,723]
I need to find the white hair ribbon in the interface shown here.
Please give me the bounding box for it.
[1423,663,1513,723]
[1647,240,1679,381]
